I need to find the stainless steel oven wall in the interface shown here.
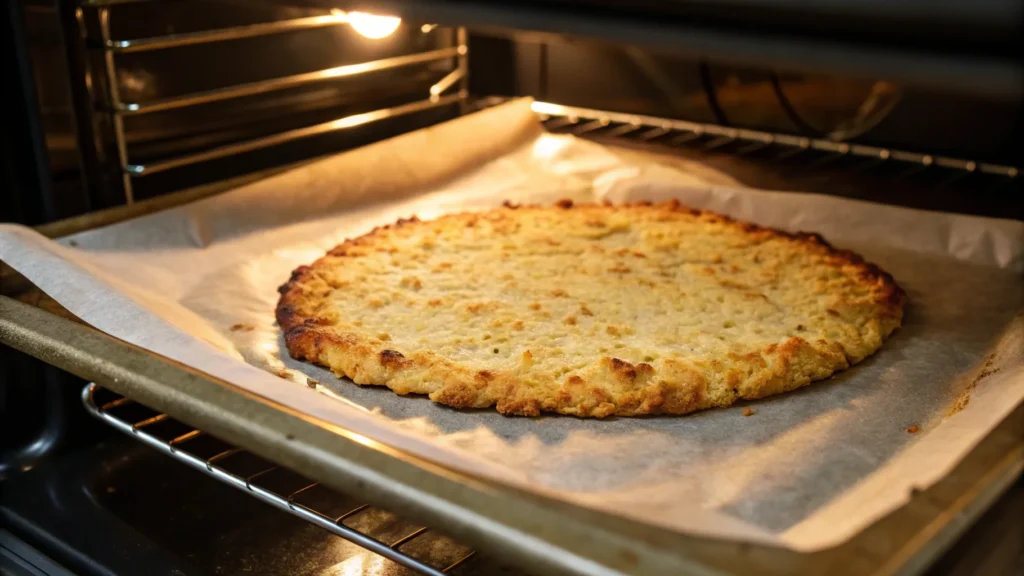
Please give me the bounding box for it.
[9,0,466,222]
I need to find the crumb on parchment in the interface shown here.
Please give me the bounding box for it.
[742,407,756,417]
[230,323,255,332]
[906,424,919,434]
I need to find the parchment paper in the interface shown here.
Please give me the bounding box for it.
[2,99,1022,552]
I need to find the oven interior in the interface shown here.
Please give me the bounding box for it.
[1,1,1021,575]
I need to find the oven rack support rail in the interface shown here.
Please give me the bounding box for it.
[80,2,469,204]
[527,101,1020,185]
[81,383,477,576]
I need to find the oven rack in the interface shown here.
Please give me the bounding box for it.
[81,382,481,576]
[79,1,470,204]
[526,101,1020,192]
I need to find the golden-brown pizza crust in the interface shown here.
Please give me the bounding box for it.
[277,200,904,417]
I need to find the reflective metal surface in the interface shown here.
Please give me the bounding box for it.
[82,383,477,576]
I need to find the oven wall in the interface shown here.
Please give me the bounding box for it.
[5,0,464,224]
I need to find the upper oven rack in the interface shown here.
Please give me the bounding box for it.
[79,2,470,204]
[81,382,482,576]
[526,101,1020,185]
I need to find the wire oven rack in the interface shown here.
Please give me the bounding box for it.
[81,382,482,576]
[80,0,470,205]
[525,101,1019,196]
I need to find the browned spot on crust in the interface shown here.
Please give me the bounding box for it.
[608,265,631,274]
[529,302,542,311]
[579,304,594,316]
[551,289,568,297]
[497,396,541,416]
[564,316,577,325]
[606,325,620,336]
[556,199,574,209]
[609,358,637,381]
[400,276,423,289]
[719,279,749,290]
[827,308,840,317]
[379,349,410,369]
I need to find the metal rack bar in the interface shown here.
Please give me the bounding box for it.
[456,27,469,114]
[102,14,348,53]
[118,47,464,116]
[530,101,1020,179]
[392,527,431,549]
[81,383,466,576]
[84,2,470,198]
[125,92,466,176]
[444,551,478,572]
[97,6,134,204]
[430,66,465,99]
[131,413,167,429]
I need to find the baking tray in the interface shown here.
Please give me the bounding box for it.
[2,109,1022,576]
[3,278,1021,576]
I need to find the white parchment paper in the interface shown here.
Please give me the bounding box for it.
[2,99,1022,552]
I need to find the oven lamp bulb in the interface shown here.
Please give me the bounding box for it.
[347,11,401,39]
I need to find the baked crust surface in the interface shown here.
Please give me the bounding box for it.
[277,200,904,417]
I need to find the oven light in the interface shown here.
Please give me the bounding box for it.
[348,11,401,39]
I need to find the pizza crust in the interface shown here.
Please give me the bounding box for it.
[277,200,904,417]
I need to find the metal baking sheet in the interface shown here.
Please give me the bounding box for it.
[0,99,1021,553]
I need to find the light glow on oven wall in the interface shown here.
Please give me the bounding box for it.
[348,11,402,39]
[322,554,387,575]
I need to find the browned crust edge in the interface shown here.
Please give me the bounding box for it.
[276,199,905,418]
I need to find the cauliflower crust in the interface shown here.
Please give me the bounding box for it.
[276,200,904,418]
